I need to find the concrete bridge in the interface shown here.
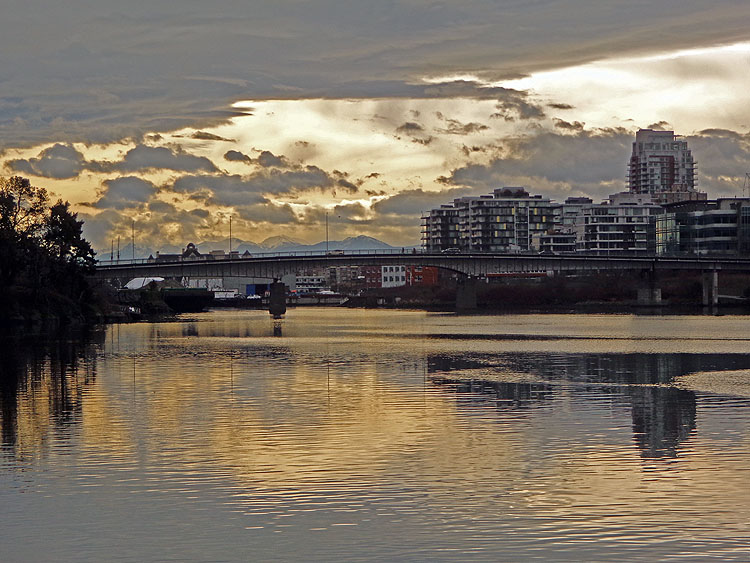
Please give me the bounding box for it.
[95,251,750,308]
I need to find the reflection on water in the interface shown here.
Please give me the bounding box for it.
[428,353,709,459]
[2,310,750,561]
[0,331,103,460]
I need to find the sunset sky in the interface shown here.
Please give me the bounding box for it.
[2,1,750,252]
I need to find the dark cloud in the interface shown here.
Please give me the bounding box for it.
[439,119,489,135]
[222,149,286,167]
[8,142,220,179]
[224,150,252,163]
[396,122,425,134]
[257,150,285,168]
[233,202,298,225]
[646,121,671,131]
[148,200,176,214]
[92,145,218,174]
[170,162,357,207]
[95,176,158,209]
[548,103,575,110]
[190,208,210,219]
[493,94,546,121]
[190,131,235,142]
[6,143,86,179]
[553,118,585,131]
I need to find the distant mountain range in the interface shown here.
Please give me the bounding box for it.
[98,235,406,261]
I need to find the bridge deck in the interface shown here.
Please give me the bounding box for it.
[94,252,750,281]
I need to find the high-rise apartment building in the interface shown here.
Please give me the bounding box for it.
[628,129,704,204]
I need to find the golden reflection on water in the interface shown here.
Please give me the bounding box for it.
[2,309,750,560]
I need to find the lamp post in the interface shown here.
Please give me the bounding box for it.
[131,220,135,261]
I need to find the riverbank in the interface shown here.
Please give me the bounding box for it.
[343,271,750,313]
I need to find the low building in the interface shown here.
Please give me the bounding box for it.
[533,231,577,254]
[381,265,406,288]
[654,198,750,255]
[573,192,661,253]
[405,265,439,286]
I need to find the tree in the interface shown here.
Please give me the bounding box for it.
[44,200,96,273]
[0,176,49,241]
[0,176,98,321]
[0,177,48,288]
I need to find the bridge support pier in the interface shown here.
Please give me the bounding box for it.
[268,280,287,317]
[637,269,662,306]
[456,276,478,311]
[702,270,719,307]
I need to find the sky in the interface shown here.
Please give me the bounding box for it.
[2,1,750,252]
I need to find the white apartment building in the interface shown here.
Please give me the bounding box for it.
[573,192,662,253]
[381,265,406,288]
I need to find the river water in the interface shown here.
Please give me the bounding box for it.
[1,309,750,561]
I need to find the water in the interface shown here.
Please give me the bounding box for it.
[1,309,750,561]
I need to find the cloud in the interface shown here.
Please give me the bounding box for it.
[646,121,671,131]
[372,187,473,216]
[3,2,750,149]
[492,93,546,121]
[92,145,218,174]
[233,201,299,224]
[395,122,425,134]
[224,150,252,163]
[438,119,489,135]
[441,128,633,200]
[190,131,235,142]
[169,162,356,207]
[6,143,86,179]
[553,119,585,131]
[687,129,750,196]
[94,176,158,209]
[222,149,286,167]
[257,150,286,168]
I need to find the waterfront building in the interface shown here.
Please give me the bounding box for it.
[533,231,577,253]
[293,274,329,293]
[573,192,661,253]
[405,265,439,286]
[422,187,557,252]
[628,129,705,205]
[381,265,406,288]
[654,198,750,255]
[421,205,459,251]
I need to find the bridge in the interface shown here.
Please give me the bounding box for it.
[94,251,750,308]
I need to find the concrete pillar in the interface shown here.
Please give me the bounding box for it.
[637,269,662,306]
[702,270,718,307]
[268,280,287,317]
[637,287,662,306]
[456,276,478,311]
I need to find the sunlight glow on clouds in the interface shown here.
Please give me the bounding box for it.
[495,42,750,132]
[3,40,750,252]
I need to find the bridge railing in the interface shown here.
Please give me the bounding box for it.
[95,248,750,267]
[95,247,427,266]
